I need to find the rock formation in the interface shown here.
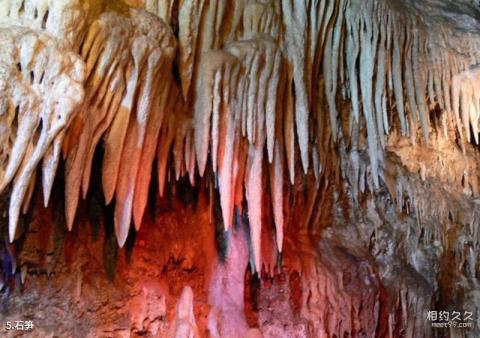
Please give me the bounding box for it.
[1,0,480,337]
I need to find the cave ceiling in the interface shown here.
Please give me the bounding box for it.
[400,0,480,32]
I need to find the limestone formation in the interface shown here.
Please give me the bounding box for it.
[1,0,480,337]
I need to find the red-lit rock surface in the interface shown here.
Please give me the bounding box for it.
[0,177,386,337]
[0,155,469,337]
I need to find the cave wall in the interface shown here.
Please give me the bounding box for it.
[1,0,480,337]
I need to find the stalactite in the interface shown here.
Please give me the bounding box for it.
[266,51,281,163]
[133,82,174,227]
[412,32,430,143]
[284,69,295,185]
[3,3,480,335]
[345,6,361,123]
[0,27,84,241]
[323,0,343,140]
[157,107,177,197]
[375,14,387,148]
[217,63,239,231]
[391,20,407,136]
[269,141,284,254]
[42,134,63,207]
[195,51,237,177]
[358,3,379,189]
[177,0,203,99]
[245,138,265,272]
[101,42,144,205]
[281,0,310,173]
[61,9,176,242]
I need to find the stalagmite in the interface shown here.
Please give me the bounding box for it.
[172,286,200,338]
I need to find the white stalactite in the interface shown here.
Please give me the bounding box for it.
[281,0,310,173]
[358,3,380,189]
[3,0,480,280]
